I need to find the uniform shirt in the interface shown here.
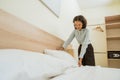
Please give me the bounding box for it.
[63,28,91,58]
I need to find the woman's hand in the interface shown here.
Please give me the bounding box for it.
[78,58,83,67]
[56,47,64,50]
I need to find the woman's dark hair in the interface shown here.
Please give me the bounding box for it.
[73,15,87,29]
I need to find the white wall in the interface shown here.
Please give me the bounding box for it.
[0,0,81,40]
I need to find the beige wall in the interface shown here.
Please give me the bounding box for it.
[80,3,120,67]
[81,5,120,52]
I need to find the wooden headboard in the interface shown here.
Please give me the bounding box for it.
[0,9,74,56]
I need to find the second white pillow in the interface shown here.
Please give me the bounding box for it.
[44,49,78,67]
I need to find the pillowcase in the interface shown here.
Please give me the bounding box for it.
[0,49,74,80]
[44,49,78,67]
[23,51,75,79]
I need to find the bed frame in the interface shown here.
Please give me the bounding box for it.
[0,9,74,56]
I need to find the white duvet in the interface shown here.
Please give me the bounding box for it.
[50,66,120,80]
[0,49,120,80]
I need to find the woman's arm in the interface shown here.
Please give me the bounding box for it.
[62,30,75,48]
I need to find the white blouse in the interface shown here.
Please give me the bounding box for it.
[63,28,91,58]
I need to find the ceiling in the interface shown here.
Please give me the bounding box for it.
[77,0,120,9]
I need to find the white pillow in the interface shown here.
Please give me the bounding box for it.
[0,49,74,80]
[44,49,78,67]
[23,51,74,79]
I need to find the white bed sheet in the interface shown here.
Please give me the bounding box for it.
[50,66,120,80]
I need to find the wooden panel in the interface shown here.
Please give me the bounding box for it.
[0,9,74,56]
[65,49,74,57]
[106,28,120,38]
[105,15,120,23]
[105,15,120,68]
[107,39,120,51]
[108,59,120,68]
[106,23,120,29]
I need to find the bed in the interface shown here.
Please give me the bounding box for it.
[0,9,120,80]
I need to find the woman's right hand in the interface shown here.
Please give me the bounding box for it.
[56,47,64,50]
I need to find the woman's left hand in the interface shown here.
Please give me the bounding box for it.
[78,58,82,67]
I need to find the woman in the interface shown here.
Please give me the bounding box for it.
[59,15,95,67]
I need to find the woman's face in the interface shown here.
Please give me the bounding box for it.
[74,21,83,30]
